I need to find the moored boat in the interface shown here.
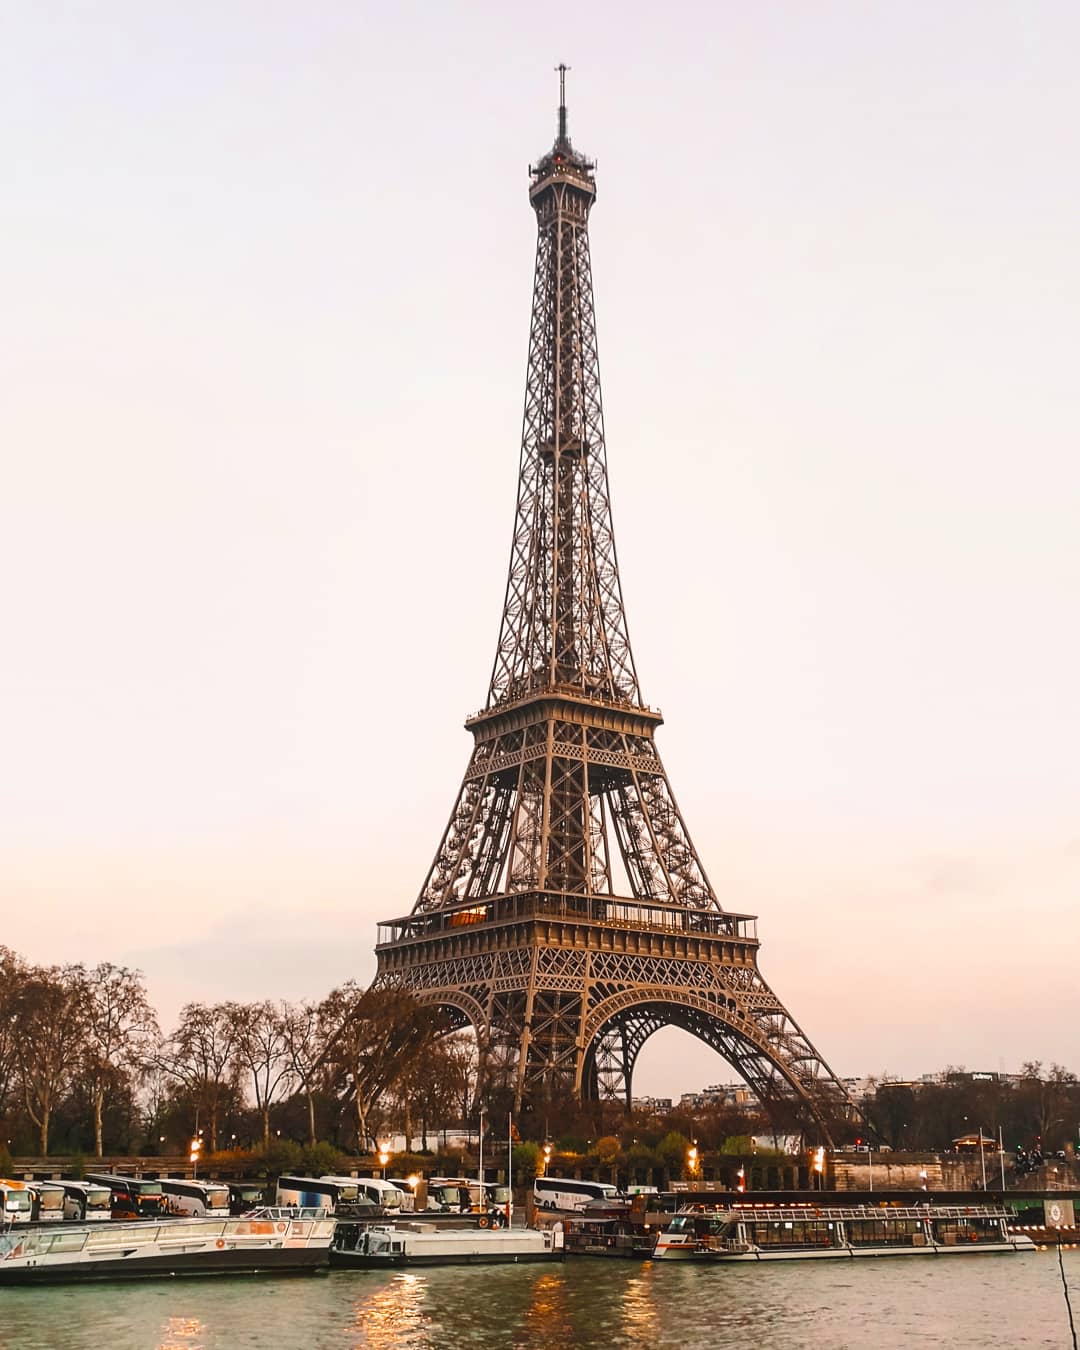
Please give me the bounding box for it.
[652,1204,1037,1262]
[0,1212,334,1284]
[330,1221,564,1268]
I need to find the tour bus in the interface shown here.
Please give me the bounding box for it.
[384,1179,418,1212]
[424,1179,467,1212]
[227,1182,266,1216]
[84,1173,167,1220]
[533,1176,621,1213]
[392,1177,464,1213]
[160,1179,231,1217]
[28,1180,66,1223]
[275,1175,378,1217]
[430,1176,512,1224]
[0,1179,35,1225]
[322,1175,405,1215]
[61,1181,114,1222]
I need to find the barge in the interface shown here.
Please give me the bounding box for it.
[330,1221,564,1268]
[653,1204,1037,1261]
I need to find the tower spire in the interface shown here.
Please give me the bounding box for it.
[556,61,569,143]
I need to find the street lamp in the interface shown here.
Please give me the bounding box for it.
[541,1142,553,1178]
[189,1136,202,1180]
[687,1144,699,1183]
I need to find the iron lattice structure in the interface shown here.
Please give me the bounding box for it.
[375,75,859,1140]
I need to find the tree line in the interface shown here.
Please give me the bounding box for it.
[0,947,475,1158]
[3,945,1077,1162]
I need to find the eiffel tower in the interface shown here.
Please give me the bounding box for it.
[375,70,858,1140]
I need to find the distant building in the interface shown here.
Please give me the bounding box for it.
[679,1083,753,1109]
[632,1096,672,1112]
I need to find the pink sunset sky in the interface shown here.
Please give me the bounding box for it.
[3,1,1079,1098]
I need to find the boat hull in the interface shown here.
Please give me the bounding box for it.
[0,1246,328,1285]
[330,1248,562,1269]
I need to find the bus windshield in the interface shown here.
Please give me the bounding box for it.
[36,1189,64,1211]
[134,1181,163,1196]
[3,1191,31,1212]
[85,1187,111,1210]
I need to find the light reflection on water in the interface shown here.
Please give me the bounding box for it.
[0,1251,1077,1349]
[158,1314,205,1350]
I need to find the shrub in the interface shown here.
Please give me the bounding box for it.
[301,1141,349,1176]
[512,1141,540,1185]
[596,1135,621,1165]
[656,1131,691,1170]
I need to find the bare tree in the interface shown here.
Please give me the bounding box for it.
[280,1000,325,1146]
[154,1003,239,1152]
[233,1001,294,1151]
[82,964,159,1157]
[395,1034,467,1150]
[0,947,26,1119]
[318,984,434,1152]
[12,964,88,1154]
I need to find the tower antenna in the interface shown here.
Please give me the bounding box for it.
[556,62,569,141]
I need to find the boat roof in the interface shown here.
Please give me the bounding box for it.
[676,1204,1011,1221]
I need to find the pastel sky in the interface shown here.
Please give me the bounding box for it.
[3,2,1079,1099]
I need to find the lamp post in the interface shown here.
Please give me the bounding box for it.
[478,1106,485,1199]
[189,1135,202,1180]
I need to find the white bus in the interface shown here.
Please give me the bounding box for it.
[275,1176,360,1213]
[533,1177,620,1212]
[160,1179,231,1217]
[384,1179,418,1212]
[322,1176,404,1215]
[29,1180,66,1223]
[61,1181,113,1222]
[0,1179,35,1225]
[429,1176,512,1224]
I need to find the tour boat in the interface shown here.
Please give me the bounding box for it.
[0,1211,334,1284]
[330,1220,564,1268]
[652,1204,1037,1262]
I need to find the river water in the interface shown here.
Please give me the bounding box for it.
[1,1249,1078,1349]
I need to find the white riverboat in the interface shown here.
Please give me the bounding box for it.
[652,1205,1037,1262]
[330,1221,564,1268]
[0,1212,334,1284]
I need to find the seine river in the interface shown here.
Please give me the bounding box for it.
[2,1250,1078,1349]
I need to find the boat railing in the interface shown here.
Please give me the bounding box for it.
[677,1204,1011,1223]
[0,1214,336,1261]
